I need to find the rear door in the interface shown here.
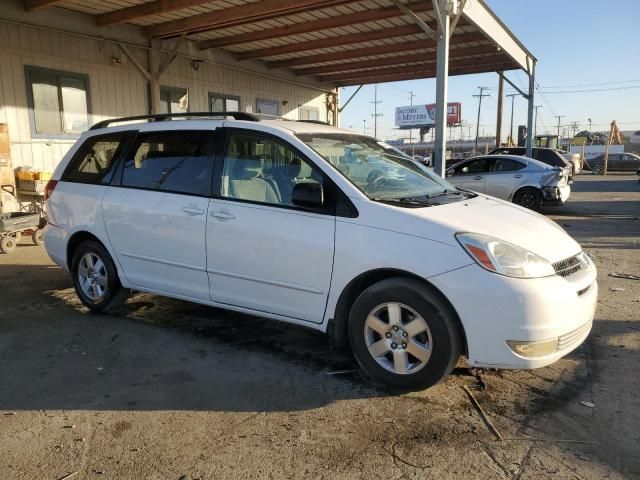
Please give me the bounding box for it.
[447,157,492,193]
[102,130,216,301]
[205,129,335,323]
[483,157,527,199]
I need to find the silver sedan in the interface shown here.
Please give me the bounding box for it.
[446,155,570,210]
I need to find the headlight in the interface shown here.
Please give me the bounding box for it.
[456,233,555,278]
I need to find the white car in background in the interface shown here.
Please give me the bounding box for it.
[43,113,597,390]
[447,155,570,210]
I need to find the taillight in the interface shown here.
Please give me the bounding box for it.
[44,180,58,200]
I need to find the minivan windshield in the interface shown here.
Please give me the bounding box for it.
[297,133,467,205]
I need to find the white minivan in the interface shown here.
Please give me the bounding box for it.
[43,113,598,390]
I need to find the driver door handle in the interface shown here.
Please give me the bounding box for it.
[473,175,482,180]
[514,174,523,179]
[210,210,236,220]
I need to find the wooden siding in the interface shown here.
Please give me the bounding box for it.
[0,21,329,171]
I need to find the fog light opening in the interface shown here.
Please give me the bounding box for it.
[507,338,559,358]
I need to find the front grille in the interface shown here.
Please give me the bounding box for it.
[558,321,592,351]
[553,255,582,277]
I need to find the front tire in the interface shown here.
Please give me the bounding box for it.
[592,164,604,175]
[71,240,129,313]
[513,187,543,211]
[348,278,462,390]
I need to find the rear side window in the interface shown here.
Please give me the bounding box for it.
[62,132,129,184]
[494,158,526,171]
[534,150,565,167]
[121,131,215,196]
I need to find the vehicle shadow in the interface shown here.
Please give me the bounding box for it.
[0,264,410,413]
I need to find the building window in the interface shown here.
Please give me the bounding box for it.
[256,98,279,116]
[25,66,91,137]
[159,86,189,113]
[209,93,240,112]
[299,106,320,121]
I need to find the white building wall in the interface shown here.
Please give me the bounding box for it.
[0,21,329,172]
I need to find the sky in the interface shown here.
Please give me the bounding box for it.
[339,0,640,142]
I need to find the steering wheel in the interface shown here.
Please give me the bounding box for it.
[365,172,386,192]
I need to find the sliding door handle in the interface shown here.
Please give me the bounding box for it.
[210,210,236,220]
[181,206,205,216]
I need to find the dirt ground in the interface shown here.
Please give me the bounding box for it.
[1,174,639,480]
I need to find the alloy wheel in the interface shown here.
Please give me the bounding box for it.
[78,252,108,301]
[364,302,433,375]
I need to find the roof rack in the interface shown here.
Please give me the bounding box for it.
[297,119,330,126]
[90,111,259,130]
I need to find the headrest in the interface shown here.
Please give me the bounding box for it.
[231,157,262,180]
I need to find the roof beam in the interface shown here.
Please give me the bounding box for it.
[146,0,353,38]
[321,57,515,82]
[198,2,433,50]
[97,0,218,27]
[23,0,62,10]
[267,32,485,69]
[389,0,437,40]
[461,0,535,71]
[335,62,518,87]
[296,45,498,77]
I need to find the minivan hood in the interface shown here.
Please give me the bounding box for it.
[396,194,581,263]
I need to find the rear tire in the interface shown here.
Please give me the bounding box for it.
[71,240,129,313]
[32,229,43,246]
[513,187,543,211]
[0,236,16,253]
[348,278,462,390]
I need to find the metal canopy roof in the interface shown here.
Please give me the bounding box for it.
[25,0,536,88]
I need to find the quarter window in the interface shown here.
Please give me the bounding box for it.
[209,93,240,112]
[25,66,90,136]
[121,131,214,196]
[62,133,128,184]
[221,133,323,206]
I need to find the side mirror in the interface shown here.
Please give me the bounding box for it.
[291,182,324,208]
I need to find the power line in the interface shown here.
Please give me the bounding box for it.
[540,85,640,94]
[541,79,640,88]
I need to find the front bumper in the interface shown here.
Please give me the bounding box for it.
[429,258,597,369]
[542,184,571,205]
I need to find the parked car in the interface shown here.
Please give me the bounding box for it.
[446,155,570,210]
[43,113,597,390]
[586,152,640,174]
[489,147,575,179]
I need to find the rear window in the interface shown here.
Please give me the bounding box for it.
[62,132,130,184]
[120,131,215,196]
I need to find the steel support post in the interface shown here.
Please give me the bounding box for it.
[433,0,450,178]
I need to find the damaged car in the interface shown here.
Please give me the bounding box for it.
[446,155,570,210]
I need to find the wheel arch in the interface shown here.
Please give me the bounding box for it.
[66,230,110,271]
[328,268,468,356]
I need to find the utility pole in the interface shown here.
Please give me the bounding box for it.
[371,84,383,138]
[506,93,519,146]
[555,115,565,137]
[588,118,592,133]
[495,73,504,147]
[534,105,543,137]
[473,87,490,151]
[363,119,366,134]
[408,91,416,156]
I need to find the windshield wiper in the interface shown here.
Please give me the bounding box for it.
[371,197,434,207]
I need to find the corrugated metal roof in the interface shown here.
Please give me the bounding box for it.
[32,0,528,85]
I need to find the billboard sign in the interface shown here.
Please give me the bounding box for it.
[395,102,461,128]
